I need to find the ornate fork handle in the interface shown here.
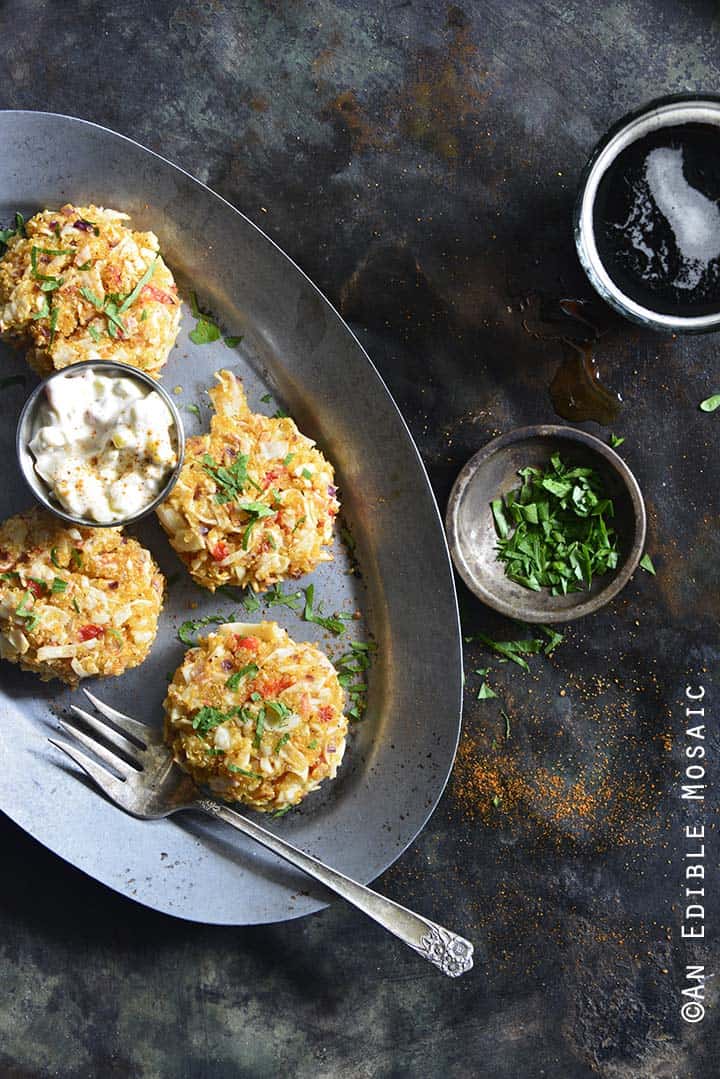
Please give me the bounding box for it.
[197,798,474,977]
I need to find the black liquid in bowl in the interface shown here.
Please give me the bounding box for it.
[593,122,720,319]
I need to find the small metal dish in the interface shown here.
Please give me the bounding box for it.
[446,425,646,623]
[16,360,185,528]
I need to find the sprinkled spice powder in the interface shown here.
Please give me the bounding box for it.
[452,669,666,851]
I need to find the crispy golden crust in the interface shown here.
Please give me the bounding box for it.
[156,370,340,592]
[164,621,347,811]
[0,508,164,685]
[0,204,181,378]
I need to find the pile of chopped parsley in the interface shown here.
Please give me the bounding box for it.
[491,454,619,594]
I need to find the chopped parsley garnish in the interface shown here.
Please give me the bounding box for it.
[260,393,272,403]
[0,374,26,390]
[117,255,158,313]
[79,286,128,339]
[178,611,236,645]
[700,394,720,413]
[265,700,292,725]
[253,707,266,748]
[541,625,565,655]
[468,635,538,672]
[30,246,68,291]
[185,403,201,419]
[265,583,303,610]
[303,584,352,635]
[226,662,259,690]
[609,433,625,448]
[227,764,263,778]
[273,408,289,419]
[467,625,564,671]
[79,286,103,307]
[335,640,376,721]
[242,592,261,613]
[48,305,59,345]
[103,301,126,339]
[491,454,619,594]
[0,212,25,249]
[240,501,276,549]
[187,290,239,346]
[15,591,40,632]
[639,553,656,575]
[192,706,236,736]
[202,452,249,504]
[190,313,222,345]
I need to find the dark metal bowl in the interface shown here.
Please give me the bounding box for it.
[574,93,720,335]
[446,425,646,623]
[16,360,185,528]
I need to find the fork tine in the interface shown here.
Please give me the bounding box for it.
[48,737,129,805]
[69,704,144,766]
[82,687,161,747]
[57,719,133,779]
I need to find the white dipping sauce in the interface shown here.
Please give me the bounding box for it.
[29,369,177,523]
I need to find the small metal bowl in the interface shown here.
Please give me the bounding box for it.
[446,425,646,623]
[575,93,720,334]
[16,360,185,528]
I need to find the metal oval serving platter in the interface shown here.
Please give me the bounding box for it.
[0,111,462,924]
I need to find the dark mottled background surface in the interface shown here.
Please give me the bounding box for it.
[1,1,719,1076]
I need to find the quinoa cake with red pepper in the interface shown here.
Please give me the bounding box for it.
[164,620,347,812]
[0,204,181,379]
[0,507,164,684]
[156,369,340,592]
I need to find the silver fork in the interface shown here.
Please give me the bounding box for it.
[49,688,474,978]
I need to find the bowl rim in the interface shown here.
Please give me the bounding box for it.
[574,92,720,335]
[16,359,186,528]
[445,424,647,623]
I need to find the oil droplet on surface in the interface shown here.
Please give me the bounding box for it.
[550,342,622,425]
